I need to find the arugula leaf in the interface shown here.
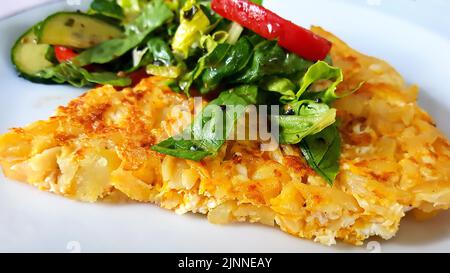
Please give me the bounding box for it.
[146,37,183,79]
[211,84,259,105]
[82,70,131,86]
[177,31,233,93]
[278,101,336,145]
[152,85,259,161]
[89,0,124,20]
[37,62,131,87]
[179,35,312,95]
[178,61,204,93]
[172,0,211,59]
[300,125,341,185]
[147,37,176,66]
[233,39,312,84]
[128,37,177,73]
[199,37,253,93]
[151,139,212,161]
[74,0,173,66]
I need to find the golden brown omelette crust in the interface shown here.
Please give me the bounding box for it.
[0,27,449,245]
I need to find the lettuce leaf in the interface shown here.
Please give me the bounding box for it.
[177,31,232,93]
[296,61,343,103]
[297,60,364,105]
[36,62,131,87]
[89,0,124,20]
[199,37,253,93]
[128,36,177,73]
[146,37,176,66]
[178,35,312,95]
[278,101,336,145]
[260,77,297,103]
[74,0,173,66]
[233,39,312,84]
[300,125,341,185]
[152,85,259,161]
[172,0,211,59]
[117,0,148,22]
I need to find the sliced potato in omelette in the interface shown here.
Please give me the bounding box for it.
[1,28,449,245]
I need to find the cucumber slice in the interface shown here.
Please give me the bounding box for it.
[11,27,54,81]
[38,12,123,49]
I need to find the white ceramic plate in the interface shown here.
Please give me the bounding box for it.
[0,0,449,253]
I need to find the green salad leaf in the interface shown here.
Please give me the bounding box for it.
[152,85,259,161]
[74,0,173,66]
[233,40,312,84]
[297,60,364,105]
[172,0,211,59]
[37,62,131,87]
[177,31,230,93]
[200,31,229,52]
[278,101,336,145]
[178,35,312,95]
[144,38,182,78]
[117,0,148,22]
[89,0,124,20]
[296,60,343,104]
[128,37,177,73]
[124,0,170,36]
[146,37,176,66]
[300,125,341,185]
[260,77,297,103]
[199,37,253,93]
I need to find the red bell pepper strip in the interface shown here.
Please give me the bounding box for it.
[54,46,78,63]
[211,0,332,61]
